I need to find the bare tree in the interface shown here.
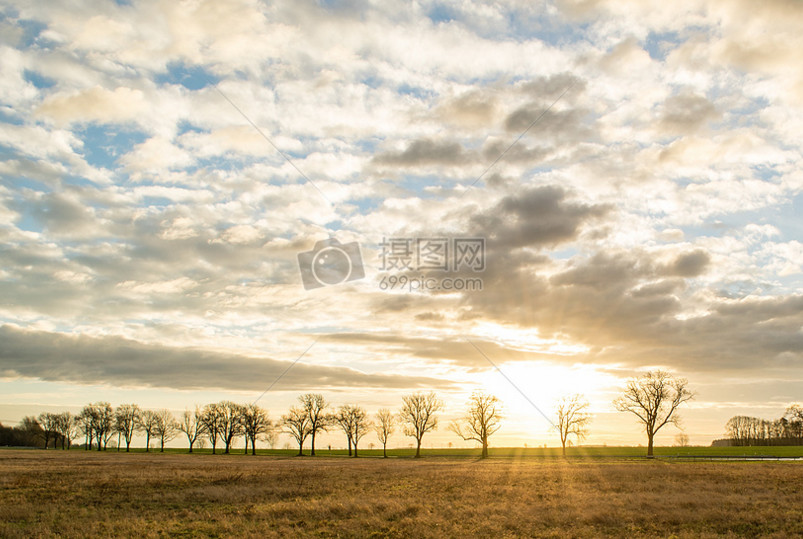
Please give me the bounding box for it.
[555,394,591,457]
[37,412,59,449]
[201,403,222,454]
[449,392,502,458]
[261,427,279,450]
[351,407,371,457]
[335,404,370,457]
[613,370,694,457]
[786,404,803,443]
[282,406,311,456]
[152,409,178,452]
[81,402,114,451]
[242,403,271,455]
[334,405,356,456]
[400,392,443,458]
[138,409,160,452]
[179,407,205,453]
[375,408,396,458]
[217,401,245,454]
[115,404,140,452]
[674,432,690,447]
[299,394,331,456]
[76,408,94,450]
[55,412,76,449]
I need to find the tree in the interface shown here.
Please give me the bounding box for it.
[400,392,443,458]
[335,404,370,457]
[153,409,178,452]
[554,394,591,457]
[81,402,114,451]
[19,416,44,447]
[375,408,396,458]
[261,427,279,450]
[54,412,77,449]
[217,401,245,454]
[241,403,271,455]
[786,404,803,443]
[449,392,503,458]
[299,394,332,457]
[37,412,59,449]
[201,403,223,454]
[115,404,140,452]
[282,406,311,456]
[674,432,690,447]
[335,405,356,456]
[76,408,94,450]
[613,370,694,457]
[138,410,160,452]
[179,407,205,453]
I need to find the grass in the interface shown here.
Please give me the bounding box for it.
[71,444,803,458]
[1,449,802,537]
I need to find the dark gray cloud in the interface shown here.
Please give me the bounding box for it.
[0,326,448,391]
[661,249,711,277]
[516,73,586,99]
[372,138,471,167]
[471,185,612,249]
[323,331,538,370]
[659,93,720,133]
[27,192,97,234]
[459,241,803,373]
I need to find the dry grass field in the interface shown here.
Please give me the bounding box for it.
[1,449,802,538]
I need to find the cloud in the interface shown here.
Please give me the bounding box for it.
[0,325,449,392]
[471,185,612,249]
[373,138,472,167]
[36,86,149,125]
[659,92,720,134]
[662,249,711,277]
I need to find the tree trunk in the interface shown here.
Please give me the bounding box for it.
[188,442,193,454]
[310,432,316,456]
[244,436,249,454]
[383,442,387,458]
[160,436,165,452]
[647,433,654,457]
[145,432,151,452]
[251,436,256,455]
[347,438,352,457]
[297,442,303,456]
[561,441,566,457]
[415,438,422,458]
[481,439,488,459]
[354,442,358,458]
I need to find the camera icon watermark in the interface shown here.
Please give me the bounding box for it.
[297,238,365,290]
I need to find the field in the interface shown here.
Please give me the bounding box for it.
[2,449,802,538]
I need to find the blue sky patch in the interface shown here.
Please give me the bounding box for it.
[76,124,148,169]
[156,62,219,90]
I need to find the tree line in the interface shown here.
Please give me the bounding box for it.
[6,371,777,457]
[724,405,803,446]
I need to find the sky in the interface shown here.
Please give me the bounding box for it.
[1,0,802,449]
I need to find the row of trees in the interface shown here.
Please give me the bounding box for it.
[724,405,803,446]
[3,371,708,457]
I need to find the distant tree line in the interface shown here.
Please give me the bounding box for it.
[724,405,803,446]
[10,371,786,457]
[0,392,466,457]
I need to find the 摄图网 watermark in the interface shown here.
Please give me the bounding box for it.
[297,236,485,292]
